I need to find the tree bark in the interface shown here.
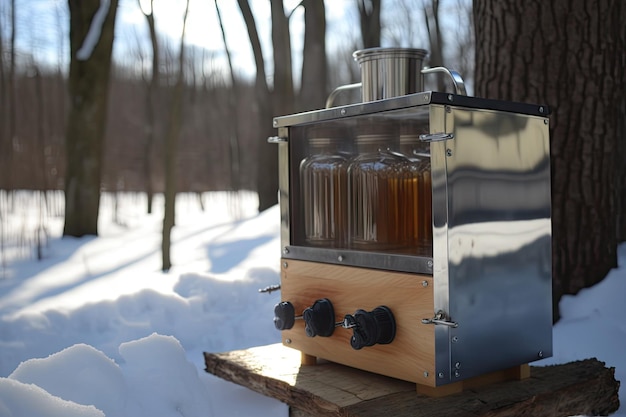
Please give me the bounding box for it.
[204,345,620,417]
[473,0,625,320]
[423,0,445,91]
[161,0,190,271]
[271,0,293,115]
[215,0,241,194]
[237,0,278,213]
[140,0,158,214]
[357,0,381,49]
[0,0,17,190]
[64,0,118,236]
[258,0,295,212]
[299,0,327,111]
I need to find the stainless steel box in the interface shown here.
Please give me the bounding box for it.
[272,91,552,389]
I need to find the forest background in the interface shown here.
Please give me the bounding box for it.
[1,0,472,199]
[0,0,624,320]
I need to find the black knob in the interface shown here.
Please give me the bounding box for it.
[273,301,296,330]
[303,298,336,337]
[348,306,396,350]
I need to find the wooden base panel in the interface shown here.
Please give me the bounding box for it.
[204,344,620,417]
[281,259,435,385]
[415,364,530,397]
[300,353,531,397]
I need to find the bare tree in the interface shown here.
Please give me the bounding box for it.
[237,0,277,212]
[0,0,17,190]
[64,0,119,237]
[161,0,191,271]
[214,0,241,198]
[357,0,381,48]
[474,0,626,320]
[299,0,327,111]
[139,0,159,214]
[271,0,295,113]
[422,0,445,91]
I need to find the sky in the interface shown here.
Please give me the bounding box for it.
[1,0,352,80]
[0,191,624,416]
[2,0,466,83]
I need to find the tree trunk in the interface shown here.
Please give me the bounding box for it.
[64,0,118,237]
[473,0,625,321]
[215,0,241,195]
[299,0,327,111]
[423,0,445,91]
[618,93,626,243]
[140,0,158,215]
[161,0,190,272]
[357,0,381,49]
[263,0,294,213]
[0,0,17,190]
[237,0,278,213]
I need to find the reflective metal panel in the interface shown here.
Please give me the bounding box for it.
[428,105,454,384]
[277,127,290,248]
[442,108,552,382]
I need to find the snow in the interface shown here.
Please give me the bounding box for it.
[0,191,623,416]
[76,0,112,61]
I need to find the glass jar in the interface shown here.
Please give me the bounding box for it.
[300,136,348,247]
[398,130,432,249]
[347,127,406,250]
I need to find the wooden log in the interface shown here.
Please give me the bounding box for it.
[204,344,620,417]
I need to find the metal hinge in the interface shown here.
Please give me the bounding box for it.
[422,310,459,328]
[418,132,454,142]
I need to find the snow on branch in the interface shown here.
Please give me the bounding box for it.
[76,0,111,61]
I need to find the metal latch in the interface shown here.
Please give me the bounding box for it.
[418,132,454,142]
[267,136,287,144]
[422,310,459,328]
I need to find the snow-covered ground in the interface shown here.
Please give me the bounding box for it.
[0,191,623,416]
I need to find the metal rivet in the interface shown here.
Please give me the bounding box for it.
[454,370,461,378]
[283,262,288,268]
[283,247,289,255]
[438,372,445,379]
[340,108,347,116]
[452,336,459,343]
[539,106,544,113]
[273,119,278,126]
[538,351,544,358]
[446,149,453,157]
[445,105,452,113]
[421,280,429,287]
[447,94,453,101]
[423,371,429,378]
[338,255,344,262]
[544,119,549,125]
[427,260,433,268]
[455,362,461,369]
[285,339,292,344]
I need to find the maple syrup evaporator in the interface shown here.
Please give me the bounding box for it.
[266,47,552,393]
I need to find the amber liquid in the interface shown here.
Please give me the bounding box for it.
[348,151,408,250]
[399,165,420,248]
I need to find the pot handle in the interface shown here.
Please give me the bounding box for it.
[421,67,467,96]
[325,83,362,108]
